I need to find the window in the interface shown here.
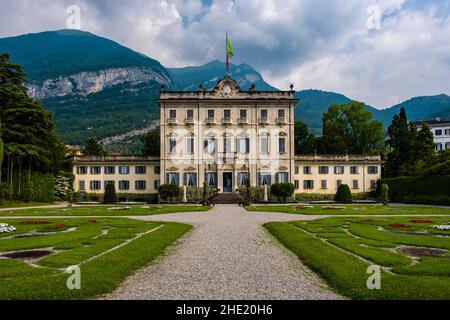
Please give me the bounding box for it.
[260,137,269,154]
[118,181,130,191]
[368,166,378,174]
[154,166,161,174]
[166,173,180,185]
[104,181,115,190]
[169,109,177,119]
[205,173,217,188]
[436,143,443,151]
[119,166,130,175]
[295,180,300,189]
[207,109,215,118]
[224,137,231,153]
[445,129,450,136]
[435,129,443,136]
[304,180,314,190]
[79,180,85,191]
[135,181,147,191]
[238,172,249,187]
[187,109,194,118]
[336,180,342,188]
[183,173,197,186]
[276,172,289,183]
[90,181,101,190]
[237,137,250,154]
[258,173,272,186]
[104,166,115,175]
[303,166,312,174]
[240,109,247,119]
[135,166,147,174]
[294,166,299,175]
[334,166,345,174]
[77,166,87,175]
[186,137,195,155]
[204,137,217,154]
[321,180,327,190]
[319,166,329,174]
[224,109,231,119]
[90,166,101,175]
[169,138,177,154]
[446,142,450,150]
[352,180,359,190]
[278,109,286,118]
[370,180,377,190]
[279,138,286,154]
[154,180,161,190]
[350,166,359,175]
[261,109,268,118]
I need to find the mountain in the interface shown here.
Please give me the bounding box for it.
[169,60,278,91]
[0,29,173,144]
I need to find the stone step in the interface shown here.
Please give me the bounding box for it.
[210,193,244,204]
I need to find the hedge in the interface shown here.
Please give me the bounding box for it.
[12,171,55,203]
[383,175,450,205]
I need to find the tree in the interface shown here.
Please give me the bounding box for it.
[142,128,160,157]
[381,184,389,206]
[158,184,180,203]
[321,102,384,155]
[270,183,295,203]
[82,137,105,156]
[104,183,117,204]
[335,184,352,203]
[294,122,318,154]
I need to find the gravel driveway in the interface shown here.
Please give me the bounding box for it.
[101,204,342,300]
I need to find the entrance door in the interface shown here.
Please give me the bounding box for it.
[223,172,233,193]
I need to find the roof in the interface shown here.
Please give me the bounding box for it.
[72,156,160,163]
[411,119,450,126]
[295,154,383,163]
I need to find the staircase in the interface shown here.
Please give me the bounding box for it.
[210,193,244,205]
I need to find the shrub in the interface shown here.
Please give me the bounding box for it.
[158,184,181,203]
[103,183,117,204]
[335,184,352,203]
[381,184,389,205]
[271,183,295,203]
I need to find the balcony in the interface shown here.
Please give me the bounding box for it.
[238,117,249,125]
[205,117,216,126]
[167,118,177,126]
[258,117,269,125]
[221,117,232,126]
[276,117,287,125]
[184,117,194,126]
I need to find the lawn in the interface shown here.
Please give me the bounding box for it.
[247,204,450,215]
[0,201,55,209]
[0,205,210,217]
[0,217,192,299]
[265,216,450,299]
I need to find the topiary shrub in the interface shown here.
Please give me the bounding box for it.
[271,183,295,203]
[335,184,352,203]
[158,184,181,204]
[103,183,117,204]
[381,183,389,206]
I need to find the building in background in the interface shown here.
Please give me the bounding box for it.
[412,118,450,151]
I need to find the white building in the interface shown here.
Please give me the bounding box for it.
[412,118,450,151]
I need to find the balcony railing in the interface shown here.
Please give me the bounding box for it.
[205,117,216,126]
[258,117,269,125]
[222,117,232,125]
[184,117,194,126]
[167,118,177,125]
[276,117,287,125]
[238,117,249,125]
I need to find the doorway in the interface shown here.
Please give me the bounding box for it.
[223,172,233,193]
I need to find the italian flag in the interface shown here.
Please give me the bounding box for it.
[226,33,234,74]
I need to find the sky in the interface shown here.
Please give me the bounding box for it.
[0,0,449,109]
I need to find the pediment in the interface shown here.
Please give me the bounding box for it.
[213,77,241,98]
[279,166,288,170]
[185,166,197,171]
[166,167,179,172]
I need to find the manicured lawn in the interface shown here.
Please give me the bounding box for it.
[0,217,192,299]
[247,204,450,215]
[265,216,450,299]
[0,201,55,209]
[0,205,210,217]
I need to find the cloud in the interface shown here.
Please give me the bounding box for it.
[0,0,449,108]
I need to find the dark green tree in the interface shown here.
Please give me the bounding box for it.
[82,137,105,156]
[270,183,295,203]
[294,121,318,154]
[385,108,412,177]
[321,102,384,155]
[103,183,117,204]
[142,128,160,156]
[335,184,352,203]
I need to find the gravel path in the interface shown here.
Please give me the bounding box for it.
[101,205,343,300]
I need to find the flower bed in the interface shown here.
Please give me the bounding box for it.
[43,224,67,231]
[322,206,345,210]
[19,221,52,225]
[87,220,97,224]
[432,225,450,231]
[107,207,132,211]
[0,223,17,233]
[410,220,434,224]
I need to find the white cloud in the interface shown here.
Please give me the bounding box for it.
[0,0,449,108]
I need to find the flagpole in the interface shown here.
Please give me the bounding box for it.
[226,31,229,75]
